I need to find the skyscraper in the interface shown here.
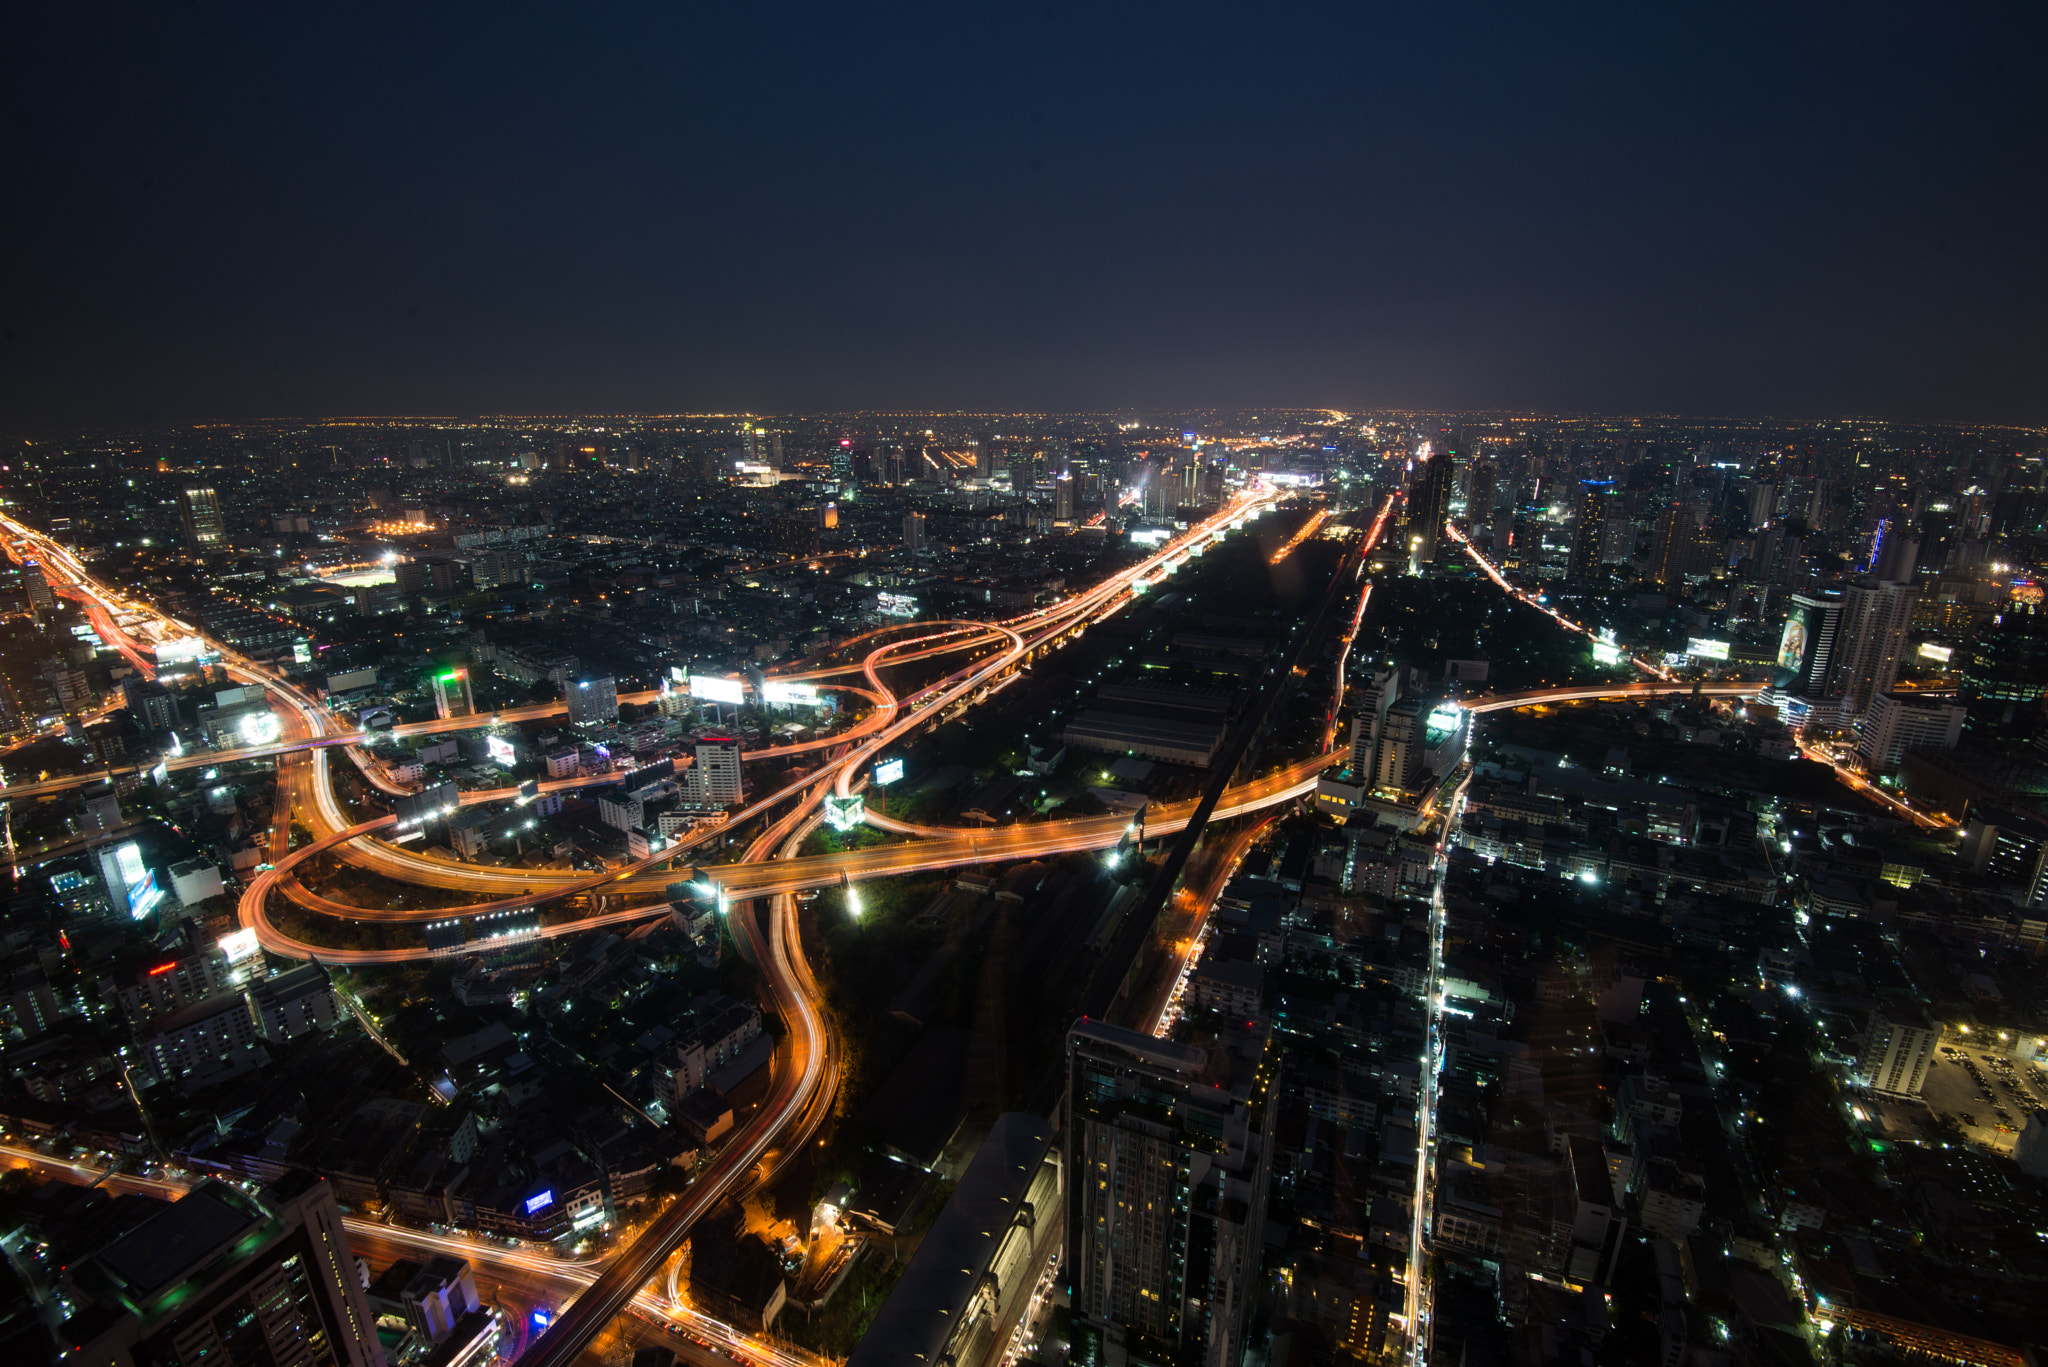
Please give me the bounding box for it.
[1829,579,1918,714]
[1065,1020,1272,1367]
[62,1171,386,1367]
[903,510,929,554]
[1646,502,1693,590]
[1053,473,1075,524]
[179,487,226,549]
[1410,450,1454,562]
[1565,480,1613,581]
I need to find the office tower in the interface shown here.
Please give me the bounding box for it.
[1961,601,2048,708]
[1053,473,1075,523]
[1565,480,1614,580]
[970,433,995,479]
[63,1172,386,1367]
[22,560,57,615]
[1463,458,1496,525]
[1856,691,1965,771]
[1773,589,1846,714]
[430,667,475,722]
[1409,451,1453,561]
[566,676,619,726]
[1142,481,1172,521]
[1065,1021,1271,1367]
[179,487,227,549]
[1745,480,1777,530]
[903,510,929,554]
[1829,580,1918,714]
[693,737,744,804]
[882,443,905,485]
[1646,502,1693,590]
[1045,437,1071,479]
[1008,449,1036,494]
[1874,530,1920,584]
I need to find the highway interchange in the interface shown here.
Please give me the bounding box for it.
[10,495,1914,1366]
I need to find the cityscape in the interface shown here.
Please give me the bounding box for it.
[4,7,2047,1367]
[1,412,2047,1367]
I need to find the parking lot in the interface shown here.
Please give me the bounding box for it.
[1918,1037,2048,1152]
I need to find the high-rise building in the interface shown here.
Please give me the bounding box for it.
[62,1171,386,1367]
[903,511,929,554]
[1774,590,1846,699]
[22,560,56,614]
[1375,698,1426,791]
[692,737,744,805]
[1646,502,1693,590]
[1406,452,1454,563]
[1065,1021,1271,1367]
[1829,579,1918,714]
[430,667,475,722]
[1463,458,1496,525]
[566,676,619,726]
[1053,474,1075,524]
[1565,480,1614,580]
[1856,691,1965,771]
[1008,450,1036,495]
[1860,1012,1938,1099]
[179,487,227,549]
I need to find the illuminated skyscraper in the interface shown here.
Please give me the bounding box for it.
[179,486,226,548]
[903,510,929,554]
[1065,1020,1271,1367]
[1053,473,1075,523]
[1566,480,1614,581]
[22,560,56,614]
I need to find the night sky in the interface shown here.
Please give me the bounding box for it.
[2,3,2043,426]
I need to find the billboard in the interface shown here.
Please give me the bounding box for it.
[690,675,745,705]
[217,927,260,964]
[670,665,690,685]
[486,735,517,768]
[156,637,208,666]
[1776,593,1840,693]
[1686,638,1731,661]
[1591,637,1625,665]
[525,1190,554,1214]
[825,794,866,831]
[326,666,378,693]
[873,758,905,787]
[113,843,165,920]
[762,680,820,706]
[1918,642,1953,664]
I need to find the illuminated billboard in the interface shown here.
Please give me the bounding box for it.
[763,681,819,706]
[1776,592,1842,694]
[1686,638,1731,661]
[670,665,689,685]
[690,675,745,705]
[825,794,866,832]
[525,1189,554,1214]
[487,735,517,768]
[111,842,165,920]
[873,758,905,787]
[155,636,208,666]
[218,927,261,964]
[1592,638,1625,666]
[1918,642,1953,664]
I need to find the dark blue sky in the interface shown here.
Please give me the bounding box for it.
[3,2,2042,425]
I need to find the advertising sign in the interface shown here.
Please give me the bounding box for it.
[690,675,745,705]
[1918,642,1953,664]
[825,794,866,831]
[156,637,208,666]
[486,735,516,768]
[115,843,165,920]
[763,681,820,706]
[873,758,905,787]
[525,1190,554,1214]
[1686,638,1731,660]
